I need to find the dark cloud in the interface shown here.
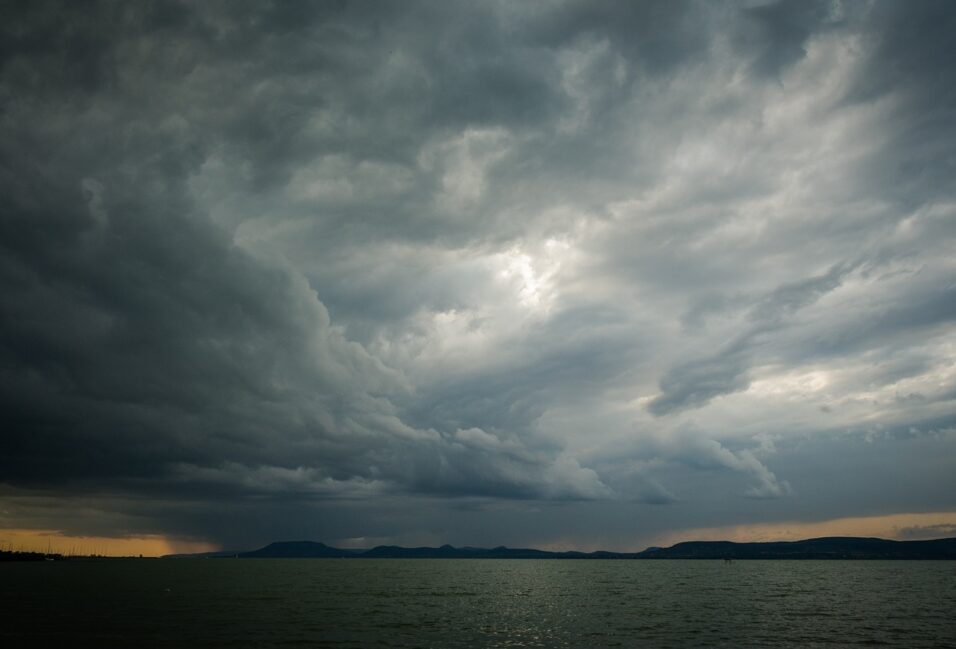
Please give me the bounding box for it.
[648,354,752,417]
[2,0,955,550]
[649,262,864,415]
[739,0,834,77]
[898,523,956,540]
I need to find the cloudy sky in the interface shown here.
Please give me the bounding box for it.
[2,0,955,555]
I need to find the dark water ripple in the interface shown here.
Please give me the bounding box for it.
[2,559,955,647]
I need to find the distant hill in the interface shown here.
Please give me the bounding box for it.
[238,541,359,558]
[358,544,642,559]
[162,536,956,560]
[638,536,956,560]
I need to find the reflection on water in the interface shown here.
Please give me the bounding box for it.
[2,559,955,647]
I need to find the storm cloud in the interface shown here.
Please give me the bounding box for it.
[2,0,955,551]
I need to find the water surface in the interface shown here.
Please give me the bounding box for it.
[2,559,954,647]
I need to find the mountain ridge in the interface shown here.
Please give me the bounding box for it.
[162,536,956,560]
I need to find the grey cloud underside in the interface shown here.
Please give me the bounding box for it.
[2,0,956,548]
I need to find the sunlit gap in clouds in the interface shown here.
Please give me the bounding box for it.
[496,238,574,312]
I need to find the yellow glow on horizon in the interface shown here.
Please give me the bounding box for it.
[0,529,218,557]
[650,511,956,548]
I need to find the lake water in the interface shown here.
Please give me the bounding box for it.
[2,559,955,647]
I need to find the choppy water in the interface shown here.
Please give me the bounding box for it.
[2,559,955,647]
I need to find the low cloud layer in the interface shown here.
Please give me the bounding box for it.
[2,1,955,550]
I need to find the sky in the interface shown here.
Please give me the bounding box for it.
[2,0,955,556]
